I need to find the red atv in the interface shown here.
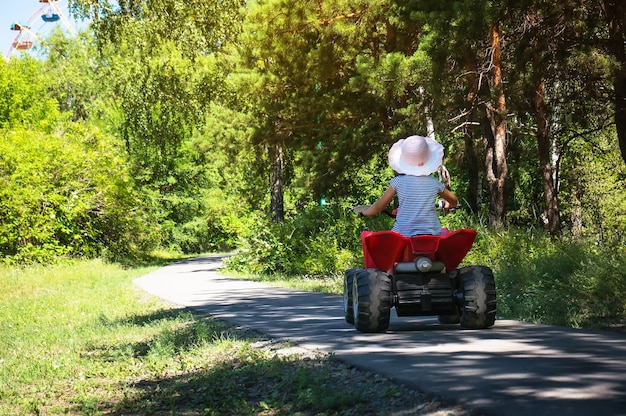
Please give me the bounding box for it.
[344,221,497,332]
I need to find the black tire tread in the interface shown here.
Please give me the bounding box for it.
[459,266,497,329]
[343,268,362,325]
[353,269,392,333]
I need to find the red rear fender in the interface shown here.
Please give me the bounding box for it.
[361,229,477,272]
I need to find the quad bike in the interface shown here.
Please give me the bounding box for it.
[344,208,497,333]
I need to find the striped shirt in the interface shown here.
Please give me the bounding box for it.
[390,174,445,236]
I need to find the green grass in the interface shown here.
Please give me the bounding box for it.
[0,258,459,415]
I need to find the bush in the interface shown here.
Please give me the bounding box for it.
[225,202,392,277]
[162,187,252,254]
[467,228,626,328]
[0,125,160,264]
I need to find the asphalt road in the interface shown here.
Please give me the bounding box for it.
[134,255,626,416]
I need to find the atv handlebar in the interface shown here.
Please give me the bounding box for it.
[382,209,396,218]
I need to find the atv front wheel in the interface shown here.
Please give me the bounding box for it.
[353,269,392,333]
[459,266,497,329]
[343,268,362,324]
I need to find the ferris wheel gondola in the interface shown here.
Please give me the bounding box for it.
[9,22,39,53]
[5,0,76,60]
[42,14,61,23]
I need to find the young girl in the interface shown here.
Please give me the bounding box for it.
[354,135,458,236]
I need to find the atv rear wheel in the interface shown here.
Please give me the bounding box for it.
[353,269,392,333]
[343,268,362,324]
[459,266,497,329]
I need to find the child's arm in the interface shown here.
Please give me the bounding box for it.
[439,188,459,210]
[362,186,396,217]
[354,185,396,217]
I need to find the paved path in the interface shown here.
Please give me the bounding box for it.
[134,255,626,416]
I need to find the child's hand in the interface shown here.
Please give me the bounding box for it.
[353,205,371,216]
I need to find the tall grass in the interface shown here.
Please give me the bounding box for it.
[466,227,626,328]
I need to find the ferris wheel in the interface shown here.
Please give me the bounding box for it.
[5,0,76,60]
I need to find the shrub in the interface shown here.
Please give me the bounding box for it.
[226,202,392,277]
[0,125,160,264]
[162,187,252,254]
[467,228,626,328]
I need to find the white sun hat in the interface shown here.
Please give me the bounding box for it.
[388,135,444,176]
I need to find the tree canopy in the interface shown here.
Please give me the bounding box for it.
[0,0,624,263]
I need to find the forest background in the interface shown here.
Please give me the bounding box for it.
[1,0,625,330]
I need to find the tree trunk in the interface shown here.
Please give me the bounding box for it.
[569,169,583,238]
[614,69,626,166]
[464,130,481,213]
[535,79,561,236]
[603,0,626,165]
[484,23,508,229]
[462,54,482,213]
[269,141,284,222]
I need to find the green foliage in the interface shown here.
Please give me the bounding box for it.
[231,0,427,210]
[42,29,108,123]
[73,0,245,187]
[2,0,624,340]
[0,57,61,130]
[467,228,626,329]
[116,43,205,183]
[163,189,252,253]
[75,0,244,58]
[0,124,159,264]
[559,128,626,239]
[63,2,251,260]
[226,202,392,277]
[159,105,259,254]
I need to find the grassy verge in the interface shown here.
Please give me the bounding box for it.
[0,259,464,415]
